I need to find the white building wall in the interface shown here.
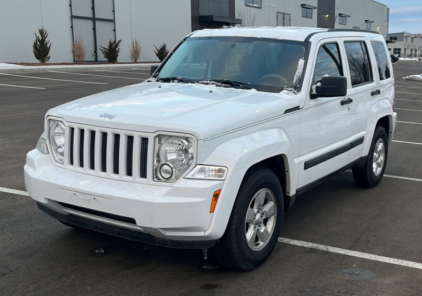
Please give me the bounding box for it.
[334,0,389,38]
[115,0,192,62]
[234,0,317,28]
[0,0,73,63]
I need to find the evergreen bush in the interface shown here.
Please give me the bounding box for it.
[154,43,169,62]
[33,28,51,63]
[100,39,122,63]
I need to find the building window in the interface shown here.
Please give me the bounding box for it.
[277,12,291,26]
[245,0,261,8]
[353,26,360,29]
[393,48,401,56]
[302,7,313,18]
[389,36,397,41]
[339,16,347,25]
[365,22,371,30]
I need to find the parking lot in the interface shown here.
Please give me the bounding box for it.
[1,63,422,295]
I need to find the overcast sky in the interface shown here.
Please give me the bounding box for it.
[377,0,422,33]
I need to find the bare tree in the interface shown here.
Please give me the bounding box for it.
[236,9,256,27]
[129,39,142,63]
[414,33,422,38]
[73,36,86,63]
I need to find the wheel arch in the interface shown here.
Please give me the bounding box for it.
[202,128,297,239]
[363,99,394,156]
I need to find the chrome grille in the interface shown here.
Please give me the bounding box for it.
[64,124,150,181]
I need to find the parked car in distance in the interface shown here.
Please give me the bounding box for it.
[25,27,396,271]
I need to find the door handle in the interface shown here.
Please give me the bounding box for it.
[371,89,381,96]
[341,98,353,105]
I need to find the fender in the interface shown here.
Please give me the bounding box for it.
[362,99,393,156]
[201,128,296,239]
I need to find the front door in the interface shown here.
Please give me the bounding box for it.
[297,39,351,188]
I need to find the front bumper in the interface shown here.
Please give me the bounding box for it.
[24,149,224,245]
[37,202,217,249]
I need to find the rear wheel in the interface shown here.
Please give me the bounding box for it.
[214,167,284,271]
[353,126,388,188]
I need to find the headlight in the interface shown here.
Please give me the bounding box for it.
[185,165,227,180]
[154,135,194,182]
[36,136,49,154]
[49,119,65,164]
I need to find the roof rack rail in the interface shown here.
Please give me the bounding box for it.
[327,28,380,34]
[305,28,380,41]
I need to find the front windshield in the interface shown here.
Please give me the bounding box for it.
[156,37,309,93]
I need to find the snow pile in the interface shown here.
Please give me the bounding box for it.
[403,74,422,81]
[399,58,420,61]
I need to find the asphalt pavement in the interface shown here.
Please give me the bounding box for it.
[1,63,422,296]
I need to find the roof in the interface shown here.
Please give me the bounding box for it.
[190,26,380,42]
[191,27,328,42]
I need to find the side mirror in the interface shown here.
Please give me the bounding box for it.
[150,64,160,76]
[390,54,399,63]
[313,76,347,98]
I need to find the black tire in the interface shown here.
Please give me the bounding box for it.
[214,167,284,271]
[353,126,388,188]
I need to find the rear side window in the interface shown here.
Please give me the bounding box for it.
[344,42,373,87]
[371,41,391,81]
[313,43,343,85]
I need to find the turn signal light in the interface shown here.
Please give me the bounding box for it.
[210,190,221,213]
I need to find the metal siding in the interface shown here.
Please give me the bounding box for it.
[72,18,96,61]
[96,21,116,62]
[71,0,93,17]
[94,0,114,19]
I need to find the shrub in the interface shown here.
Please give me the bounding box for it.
[129,39,142,63]
[33,28,51,63]
[154,43,169,62]
[73,36,86,63]
[100,39,122,63]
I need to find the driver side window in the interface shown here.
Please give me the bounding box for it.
[313,43,343,85]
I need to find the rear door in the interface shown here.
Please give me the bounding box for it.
[340,38,377,160]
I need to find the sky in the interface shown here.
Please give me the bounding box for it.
[377,0,422,33]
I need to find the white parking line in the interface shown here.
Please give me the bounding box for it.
[395,108,422,112]
[278,238,422,270]
[49,70,141,80]
[396,99,422,102]
[397,121,422,125]
[395,84,422,89]
[0,73,107,85]
[0,187,29,196]
[396,91,421,95]
[0,83,45,90]
[384,174,422,183]
[95,69,151,75]
[393,140,422,146]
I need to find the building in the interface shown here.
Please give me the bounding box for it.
[1,0,389,63]
[387,32,422,58]
[317,0,389,38]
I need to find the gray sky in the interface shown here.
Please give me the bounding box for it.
[376,0,422,33]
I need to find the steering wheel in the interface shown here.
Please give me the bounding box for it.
[258,74,289,86]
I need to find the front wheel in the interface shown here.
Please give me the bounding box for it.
[353,126,388,188]
[214,167,284,271]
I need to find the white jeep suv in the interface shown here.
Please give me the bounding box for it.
[25,27,397,270]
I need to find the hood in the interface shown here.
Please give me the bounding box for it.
[48,82,301,140]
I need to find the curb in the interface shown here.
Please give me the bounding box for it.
[0,63,158,73]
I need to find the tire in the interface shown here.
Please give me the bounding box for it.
[214,167,284,271]
[352,126,388,188]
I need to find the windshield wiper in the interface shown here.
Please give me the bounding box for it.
[201,79,252,89]
[156,77,195,83]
